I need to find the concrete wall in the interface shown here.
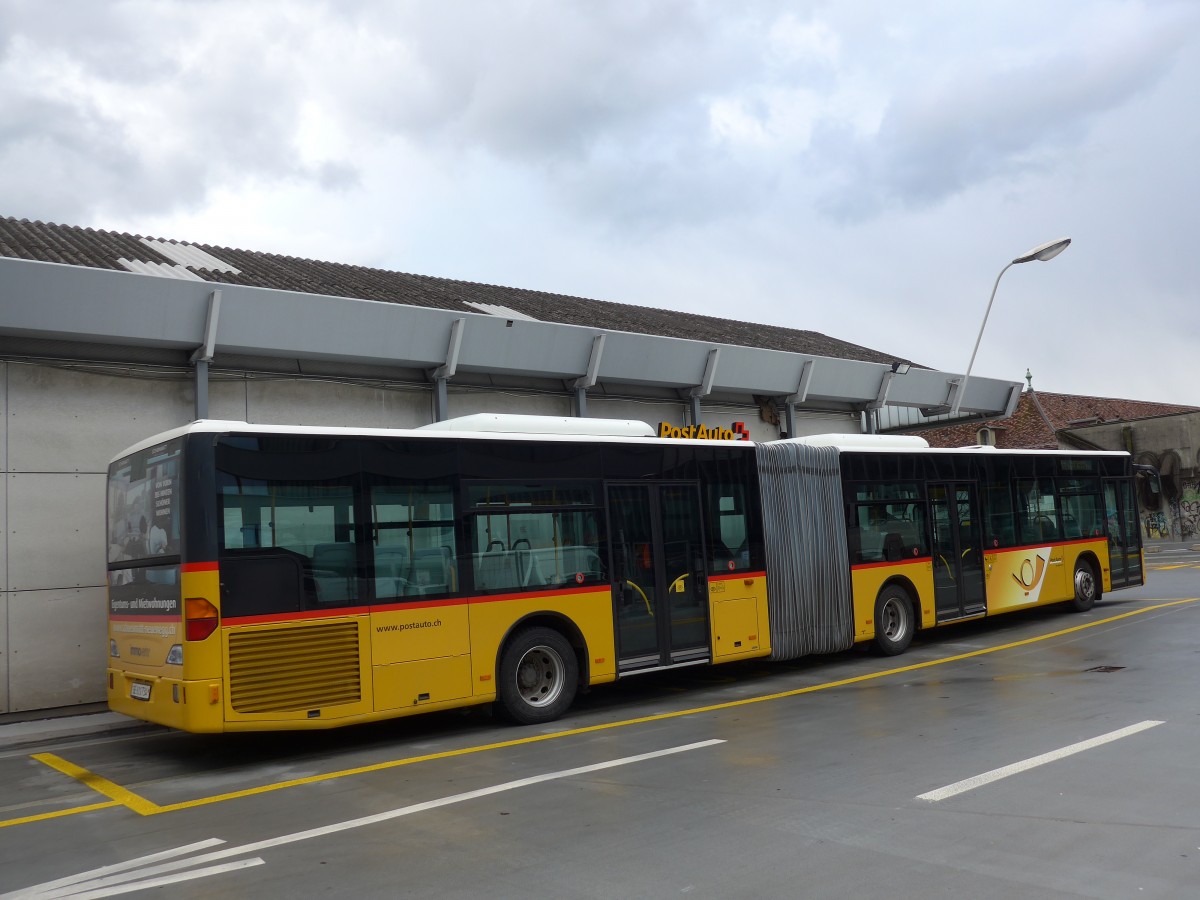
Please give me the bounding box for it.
[240,378,431,427]
[4,362,195,712]
[3,359,867,715]
[447,387,572,419]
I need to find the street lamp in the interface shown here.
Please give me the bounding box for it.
[950,237,1071,417]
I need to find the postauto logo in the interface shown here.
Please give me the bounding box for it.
[658,421,751,441]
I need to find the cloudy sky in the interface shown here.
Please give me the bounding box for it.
[3,0,1198,404]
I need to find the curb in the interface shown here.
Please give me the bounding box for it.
[0,712,159,752]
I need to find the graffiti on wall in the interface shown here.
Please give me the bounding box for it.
[1146,479,1200,541]
[1143,510,1171,540]
[1176,481,1200,540]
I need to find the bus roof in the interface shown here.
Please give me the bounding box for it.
[108,416,750,463]
[109,417,1131,465]
[792,434,930,450]
[416,413,655,437]
[789,433,1128,458]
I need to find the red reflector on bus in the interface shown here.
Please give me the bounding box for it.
[185,597,219,641]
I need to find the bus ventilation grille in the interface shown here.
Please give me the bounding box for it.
[228,621,361,713]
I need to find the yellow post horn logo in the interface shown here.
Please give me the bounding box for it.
[1012,554,1047,593]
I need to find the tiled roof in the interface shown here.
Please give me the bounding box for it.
[907,390,1200,450]
[0,216,911,367]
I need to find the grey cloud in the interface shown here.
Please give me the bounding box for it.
[815,7,1196,221]
[0,0,350,223]
[351,2,751,159]
[0,0,803,231]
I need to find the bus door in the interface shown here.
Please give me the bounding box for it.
[1104,478,1142,587]
[929,482,986,621]
[607,483,710,671]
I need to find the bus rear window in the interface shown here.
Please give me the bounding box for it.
[107,438,183,565]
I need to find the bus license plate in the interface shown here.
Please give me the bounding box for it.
[130,682,152,701]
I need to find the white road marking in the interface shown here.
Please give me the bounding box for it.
[917,720,1164,802]
[5,739,725,898]
[57,859,266,900]
[0,840,226,899]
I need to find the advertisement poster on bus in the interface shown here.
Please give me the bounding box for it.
[107,440,182,566]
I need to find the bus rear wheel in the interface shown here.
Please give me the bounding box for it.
[497,627,578,725]
[1070,559,1100,612]
[874,586,914,656]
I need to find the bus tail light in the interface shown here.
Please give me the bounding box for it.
[185,597,219,641]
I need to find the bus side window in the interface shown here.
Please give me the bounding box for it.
[311,542,358,603]
[374,545,411,599]
[371,484,458,599]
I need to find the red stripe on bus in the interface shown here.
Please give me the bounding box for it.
[851,557,933,571]
[221,585,614,626]
[1000,537,1106,553]
[223,605,375,627]
[181,561,220,572]
[465,585,608,605]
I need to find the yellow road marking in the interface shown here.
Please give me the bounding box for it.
[6,597,1197,828]
[0,801,119,828]
[30,753,161,816]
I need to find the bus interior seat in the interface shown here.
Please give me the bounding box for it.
[1036,516,1058,541]
[475,546,516,591]
[512,544,545,587]
[409,546,453,595]
[894,520,919,550]
[882,532,905,562]
[374,545,411,597]
[311,542,356,603]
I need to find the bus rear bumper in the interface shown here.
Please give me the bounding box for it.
[107,669,226,733]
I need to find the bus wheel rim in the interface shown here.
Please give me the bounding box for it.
[1076,567,1095,601]
[883,599,905,639]
[515,645,565,708]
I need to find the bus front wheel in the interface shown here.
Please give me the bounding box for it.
[497,627,578,725]
[1070,559,1100,612]
[874,586,914,656]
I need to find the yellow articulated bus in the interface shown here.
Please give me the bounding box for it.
[106,416,1145,732]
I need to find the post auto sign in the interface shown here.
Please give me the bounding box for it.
[657,421,751,441]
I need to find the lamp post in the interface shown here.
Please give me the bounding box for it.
[950,237,1071,417]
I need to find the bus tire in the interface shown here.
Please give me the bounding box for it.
[874,586,915,656]
[497,627,578,725]
[1070,559,1100,612]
